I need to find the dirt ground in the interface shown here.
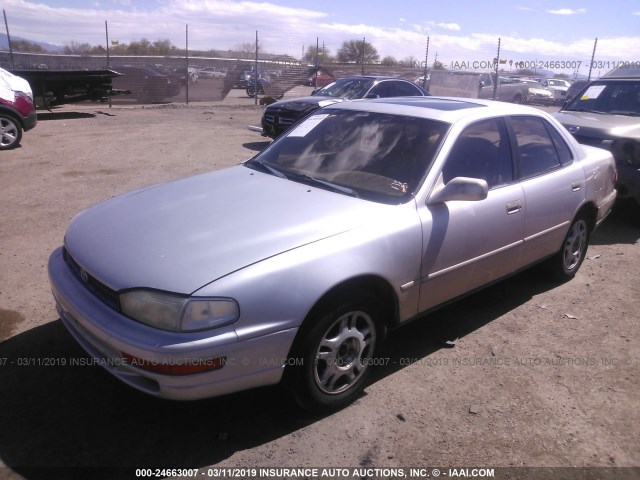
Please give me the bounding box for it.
[0,92,638,480]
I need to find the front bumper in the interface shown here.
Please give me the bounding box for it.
[526,93,554,105]
[615,164,640,205]
[23,109,37,131]
[48,247,297,400]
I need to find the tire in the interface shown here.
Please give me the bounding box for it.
[512,94,523,104]
[0,114,23,150]
[547,214,590,279]
[246,86,256,97]
[286,291,382,412]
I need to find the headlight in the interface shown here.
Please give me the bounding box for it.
[119,290,239,332]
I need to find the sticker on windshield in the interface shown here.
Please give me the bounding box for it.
[580,85,606,100]
[288,114,330,137]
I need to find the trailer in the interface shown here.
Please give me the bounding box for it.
[9,69,128,107]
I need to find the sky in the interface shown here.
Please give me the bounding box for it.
[2,0,639,75]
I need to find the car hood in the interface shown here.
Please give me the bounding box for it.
[268,96,344,111]
[65,165,379,294]
[0,67,33,99]
[553,111,640,140]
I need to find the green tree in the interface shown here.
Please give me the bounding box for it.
[10,40,46,53]
[236,41,257,59]
[63,41,92,54]
[127,38,152,55]
[401,56,418,68]
[336,39,379,64]
[380,55,397,67]
[151,39,177,56]
[303,45,333,65]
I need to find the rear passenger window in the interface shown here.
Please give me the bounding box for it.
[510,116,561,178]
[394,81,423,96]
[368,82,394,98]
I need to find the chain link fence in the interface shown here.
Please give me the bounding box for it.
[0,50,431,106]
[0,13,603,107]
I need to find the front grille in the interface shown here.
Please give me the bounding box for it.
[263,107,298,128]
[63,247,120,311]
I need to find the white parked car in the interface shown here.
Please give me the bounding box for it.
[198,67,225,79]
[544,78,572,105]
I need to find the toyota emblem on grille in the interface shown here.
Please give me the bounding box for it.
[273,114,280,125]
[80,268,89,283]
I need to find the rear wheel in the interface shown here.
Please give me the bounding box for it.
[547,214,590,279]
[286,291,382,412]
[0,114,22,150]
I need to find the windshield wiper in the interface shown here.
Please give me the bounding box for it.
[292,173,359,198]
[246,159,287,179]
[610,111,640,117]
[567,108,609,115]
[247,160,358,197]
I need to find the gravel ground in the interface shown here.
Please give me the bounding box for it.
[0,93,638,480]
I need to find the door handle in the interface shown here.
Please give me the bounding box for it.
[571,181,582,191]
[506,200,522,214]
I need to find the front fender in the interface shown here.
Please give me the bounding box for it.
[194,203,423,343]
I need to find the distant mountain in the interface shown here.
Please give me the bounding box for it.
[0,33,64,53]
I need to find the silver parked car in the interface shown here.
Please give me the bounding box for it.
[552,67,640,209]
[49,97,616,411]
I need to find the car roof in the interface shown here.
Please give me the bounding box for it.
[327,96,547,123]
[335,75,413,82]
[602,66,640,79]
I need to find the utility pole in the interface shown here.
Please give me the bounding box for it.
[3,10,14,68]
[588,37,598,81]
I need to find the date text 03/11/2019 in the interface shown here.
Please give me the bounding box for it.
[448,60,640,70]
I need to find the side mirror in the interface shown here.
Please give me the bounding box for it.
[428,177,489,204]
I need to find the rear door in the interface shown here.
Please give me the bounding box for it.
[508,115,584,265]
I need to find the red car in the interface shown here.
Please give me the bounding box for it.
[0,68,37,150]
[306,69,335,89]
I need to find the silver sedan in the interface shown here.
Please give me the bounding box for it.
[48,97,617,411]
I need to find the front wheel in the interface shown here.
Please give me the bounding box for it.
[547,214,590,279]
[246,86,256,97]
[0,114,23,150]
[286,291,382,412]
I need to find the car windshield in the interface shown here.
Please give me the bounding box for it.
[246,109,449,204]
[314,78,376,99]
[564,80,640,116]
